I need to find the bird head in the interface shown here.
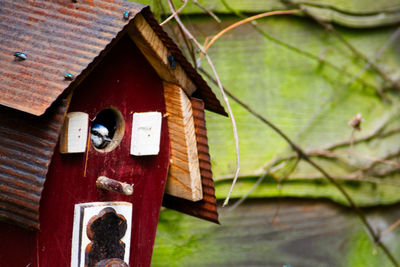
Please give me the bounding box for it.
[91,123,112,148]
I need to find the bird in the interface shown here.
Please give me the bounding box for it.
[91,123,112,149]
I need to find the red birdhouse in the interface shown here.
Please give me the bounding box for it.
[0,1,226,266]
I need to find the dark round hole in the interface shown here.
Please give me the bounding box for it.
[91,107,125,152]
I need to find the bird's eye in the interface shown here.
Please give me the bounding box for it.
[91,107,125,152]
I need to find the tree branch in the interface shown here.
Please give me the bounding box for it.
[288,1,400,91]
[200,67,399,266]
[192,0,221,23]
[160,0,188,26]
[219,0,386,99]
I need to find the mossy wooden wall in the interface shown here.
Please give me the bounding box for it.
[151,13,400,266]
[169,14,400,206]
[153,200,400,266]
[131,1,400,265]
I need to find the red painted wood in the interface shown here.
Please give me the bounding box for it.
[0,222,37,266]
[36,35,170,266]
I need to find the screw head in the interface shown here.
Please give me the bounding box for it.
[64,73,74,81]
[14,52,27,60]
[123,11,131,20]
[168,55,176,70]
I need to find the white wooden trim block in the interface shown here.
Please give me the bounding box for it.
[71,202,133,267]
[60,112,89,154]
[130,112,162,156]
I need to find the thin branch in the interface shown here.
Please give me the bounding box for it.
[219,0,385,97]
[292,1,400,91]
[252,118,400,178]
[257,144,400,181]
[192,0,221,23]
[167,15,198,68]
[166,0,240,207]
[200,67,303,155]
[323,128,400,151]
[292,26,400,144]
[303,158,397,267]
[363,149,400,170]
[270,158,300,224]
[310,149,400,168]
[228,157,282,211]
[381,218,400,238]
[200,68,399,267]
[160,0,188,26]
[203,10,300,52]
[287,0,400,15]
[288,173,400,185]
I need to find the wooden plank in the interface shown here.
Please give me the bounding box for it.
[127,14,197,96]
[154,199,400,266]
[163,82,202,201]
[162,97,219,223]
[59,112,89,154]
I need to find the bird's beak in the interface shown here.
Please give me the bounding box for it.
[104,137,112,142]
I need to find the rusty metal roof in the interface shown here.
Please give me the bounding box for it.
[0,0,223,229]
[0,0,146,115]
[0,0,226,116]
[0,97,69,229]
[163,98,219,224]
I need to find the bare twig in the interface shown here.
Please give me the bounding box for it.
[200,68,399,266]
[258,144,400,181]
[203,10,300,52]
[270,158,300,223]
[303,159,398,267]
[381,218,400,238]
[192,0,221,23]
[322,127,400,151]
[160,0,188,26]
[292,2,400,91]
[166,0,240,207]
[363,149,400,170]
[228,158,282,211]
[167,15,198,68]
[220,0,385,97]
[324,26,400,102]
[293,26,400,144]
[310,149,400,168]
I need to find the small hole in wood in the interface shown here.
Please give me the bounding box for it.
[91,107,125,153]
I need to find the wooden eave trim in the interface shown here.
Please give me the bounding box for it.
[127,14,197,96]
[163,82,203,201]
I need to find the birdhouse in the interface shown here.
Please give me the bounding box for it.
[0,1,227,266]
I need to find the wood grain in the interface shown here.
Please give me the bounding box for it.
[164,82,203,201]
[128,14,197,96]
[40,37,170,267]
[153,199,400,266]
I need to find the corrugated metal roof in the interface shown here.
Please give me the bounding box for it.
[0,0,226,116]
[0,0,146,115]
[0,0,223,228]
[0,96,69,229]
[163,98,219,224]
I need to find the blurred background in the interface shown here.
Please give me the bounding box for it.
[137,1,400,266]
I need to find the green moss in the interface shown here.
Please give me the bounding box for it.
[215,177,400,207]
[345,228,398,267]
